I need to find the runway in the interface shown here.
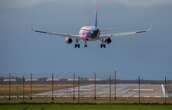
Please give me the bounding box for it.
[35,84,165,97]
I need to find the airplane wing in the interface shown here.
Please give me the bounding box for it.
[34,30,80,38]
[99,26,152,38]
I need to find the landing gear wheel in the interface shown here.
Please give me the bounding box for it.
[100,44,106,48]
[78,44,80,48]
[74,44,80,48]
[84,41,88,48]
[100,44,103,48]
[84,44,88,48]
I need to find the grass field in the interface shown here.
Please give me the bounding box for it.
[0,84,76,95]
[0,104,172,110]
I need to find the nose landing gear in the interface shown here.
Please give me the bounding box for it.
[74,38,80,48]
[84,44,88,48]
[84,41,88,48]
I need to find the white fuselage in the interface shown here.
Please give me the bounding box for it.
[79,26,100,41]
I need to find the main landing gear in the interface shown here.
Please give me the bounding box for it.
[74,40,88,48]
[74,44,80,48]
[74,43,106,48]
[84,44,88,48]
[74,38,80,48]
[100,44,106,48]
[73,39,107,48]
[74,44,88,48]
[100,39,106,48]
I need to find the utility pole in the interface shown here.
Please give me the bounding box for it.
[51,73,54,101]
[30,73,32,100]
[109,74,111,103]
[78,76,80,103]
[73,73,75,102]
[138,76,141,104]
[164,76,167,104]
[22,75,25,102]
[16,76,19,100]
[114,71,117,100]
[8,73,11,101]
[94,73,97,100]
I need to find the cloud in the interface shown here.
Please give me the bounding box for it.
[111,0,172,7]
[0,0,172,9]
[0,0,55,9]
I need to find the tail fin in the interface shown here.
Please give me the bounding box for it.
[95,10,98,28]
[95,1,99,28]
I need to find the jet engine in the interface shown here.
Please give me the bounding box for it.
[104,37,112,44]
[65,37,73,44]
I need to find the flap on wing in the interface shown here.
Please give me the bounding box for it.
[34,30,80,38]
[100,26,151,38]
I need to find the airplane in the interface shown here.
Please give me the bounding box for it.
[34,9,151,48]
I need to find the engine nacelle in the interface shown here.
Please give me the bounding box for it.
[65,37,73,44]
[104,37,112,44]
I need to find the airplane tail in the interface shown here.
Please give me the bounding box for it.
[95,10,98,28]
[95,1,99,28]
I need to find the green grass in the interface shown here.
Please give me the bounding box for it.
[0,104,172,110]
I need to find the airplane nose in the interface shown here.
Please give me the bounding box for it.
[81,33,90,40]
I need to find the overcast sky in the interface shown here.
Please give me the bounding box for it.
[0,0,172,79]
[1,0,172,8]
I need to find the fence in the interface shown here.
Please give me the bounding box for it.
[0,73,172,104]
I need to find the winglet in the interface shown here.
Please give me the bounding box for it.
[136,25,152,34]
[147,24,152,31]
